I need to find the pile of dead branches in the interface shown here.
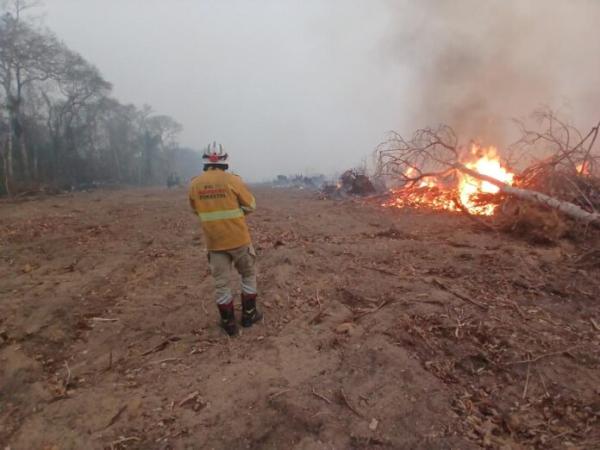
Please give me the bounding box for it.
[320,169,376,199]
[375,109,600,238]
[506,110,600,222]
[340,169,376,195]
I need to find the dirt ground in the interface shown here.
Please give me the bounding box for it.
[1,187,599,450]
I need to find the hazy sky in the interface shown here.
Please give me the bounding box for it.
[44,0,408,181]
[43,0,600,181]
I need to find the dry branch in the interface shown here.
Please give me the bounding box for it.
[178,390,200,407]
[454,162,600,226]
[109,436,141,450]
[269,389,292,400]
[505,346,580,365]
[340,388,363,417]
[102,405,127,430]
[431,278,488,310]
[63,361,72,391]
[312,387,332,404]
[353,297,399,320]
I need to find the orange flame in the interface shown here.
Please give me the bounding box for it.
[576,162,590,176]
[458,145,514,215]
[384,144,515,216]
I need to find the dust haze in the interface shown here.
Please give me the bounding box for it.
[45,0,600,180]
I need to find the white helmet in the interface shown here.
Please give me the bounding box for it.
[202,142,229,165]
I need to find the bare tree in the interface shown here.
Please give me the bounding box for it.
[0,2,61,182]
[146,114,183,175]
[0,1,187,195]
[0,104,9,193]
[43,49,111,184]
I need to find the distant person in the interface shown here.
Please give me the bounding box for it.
[188,142,261,336]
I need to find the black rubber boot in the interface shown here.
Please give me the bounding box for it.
[241,293,263,328]
[217,302,238,336]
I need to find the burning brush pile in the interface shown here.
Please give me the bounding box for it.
[382,144,514,216]
[376,110,600,240]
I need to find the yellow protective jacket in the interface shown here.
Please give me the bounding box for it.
[188,169,256,251]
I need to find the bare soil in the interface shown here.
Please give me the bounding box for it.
[0,187,599,450]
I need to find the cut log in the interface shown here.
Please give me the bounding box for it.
[454,163,600,227]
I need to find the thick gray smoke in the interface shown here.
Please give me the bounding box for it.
[385,0,600,148]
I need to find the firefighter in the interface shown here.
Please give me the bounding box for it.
[188,142,262,336]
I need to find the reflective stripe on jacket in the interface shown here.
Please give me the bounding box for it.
[188,169,256,251]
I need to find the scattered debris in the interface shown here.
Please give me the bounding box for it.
[109,436,141,450]
[102,405,127,431]
[178,391,201,408]
[309,309,328,325]
[505,346,581,365]
[268,389,292,400]
[430,278,488,310]
[148,357,182,365]
[312,387,332,404]
[141,336,181,356]
[63,361,72,389]
[339,388,363,418]
[353,297,399,320]
[335,322,355,334]
[369,418,379,431]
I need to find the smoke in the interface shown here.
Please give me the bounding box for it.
[42,0,600,180]
[384,0,600,147]
[45,0,410,181]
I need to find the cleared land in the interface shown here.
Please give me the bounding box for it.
[0,187,599,449]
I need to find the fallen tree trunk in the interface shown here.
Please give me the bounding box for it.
[454,163,600,227]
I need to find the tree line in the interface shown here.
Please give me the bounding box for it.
[0,0,199,196]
